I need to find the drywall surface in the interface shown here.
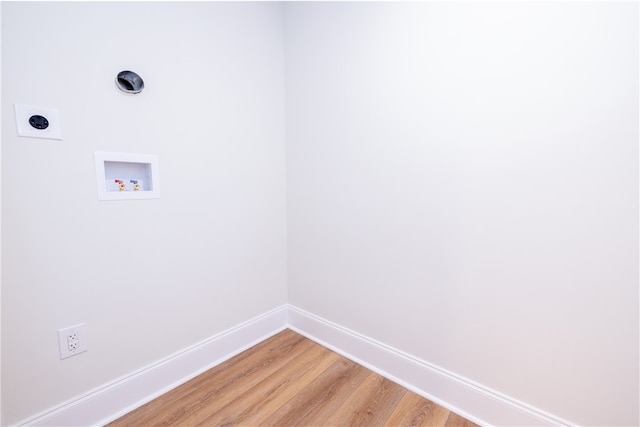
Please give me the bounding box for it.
[285,2,639,426]
[2,2,286,424]
[0,4,3,424]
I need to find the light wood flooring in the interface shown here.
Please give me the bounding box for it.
[109,329,479,426]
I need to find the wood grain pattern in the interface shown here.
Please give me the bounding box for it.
[260,358,370,426]
[108,329,479,427]
[322,372,407,426]
[204,342,341,426]
[445,412,480,427]
[384,389,450,427]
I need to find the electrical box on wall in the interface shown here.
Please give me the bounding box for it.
[14,104,63,140]
[95,152,160,200]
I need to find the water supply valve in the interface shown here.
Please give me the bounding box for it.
[115,179,126,191]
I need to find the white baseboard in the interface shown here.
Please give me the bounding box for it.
[18,304,572,427]
[287,305,573,427]
[19,305,289,427]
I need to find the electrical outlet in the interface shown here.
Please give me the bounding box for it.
[68,331,79,351]
[14,104,62,140]
[58,323,87,359]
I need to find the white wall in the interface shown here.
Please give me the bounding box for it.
[0,3,3,423]
[285,2,639,426]
[1,2,287,424]
[3,2,639,426]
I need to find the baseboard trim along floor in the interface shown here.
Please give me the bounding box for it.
[21,306,288,427]
[19,304,572,426]
[287,305,571,427]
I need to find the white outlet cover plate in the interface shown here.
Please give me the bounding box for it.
[58,323,88,359]
[14,104,62,140]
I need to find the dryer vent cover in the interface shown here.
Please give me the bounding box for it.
[116,71,144,94]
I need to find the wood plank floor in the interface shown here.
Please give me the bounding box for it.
[108,329,479,426]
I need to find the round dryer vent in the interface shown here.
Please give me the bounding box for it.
[116,70,144,94]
